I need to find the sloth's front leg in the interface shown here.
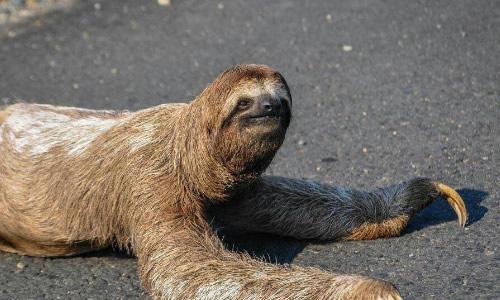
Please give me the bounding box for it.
[133,214,403,300]
[210,176,467,240]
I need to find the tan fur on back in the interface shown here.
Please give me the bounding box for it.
[0,105,14,124]
[0,102,187,254]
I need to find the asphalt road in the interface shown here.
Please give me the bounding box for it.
[0,0,498,299]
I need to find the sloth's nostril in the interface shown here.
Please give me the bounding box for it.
[260,98,281,114]
[262,102,273,111]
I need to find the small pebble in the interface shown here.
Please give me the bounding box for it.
[297,140,306,146]
[321,157,337,163]
[362,147,368,153]
[217,3,224,10]
[325,14,332,23]
[94,3,101,10]
[130,20,138,30]
[158,0,171,6]
[342,45,353,52]
[16,262,25,269]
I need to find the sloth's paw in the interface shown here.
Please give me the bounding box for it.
[398,178,468,227]
[348,278,402,300]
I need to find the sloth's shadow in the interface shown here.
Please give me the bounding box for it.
[84,189,488,264]
[220,188,488,264]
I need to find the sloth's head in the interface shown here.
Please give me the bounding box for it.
[196,64,292,178]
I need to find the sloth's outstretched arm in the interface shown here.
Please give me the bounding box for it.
[210,177,467,240]
[133,214,402,299]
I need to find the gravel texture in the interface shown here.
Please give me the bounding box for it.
[0,0,498,299]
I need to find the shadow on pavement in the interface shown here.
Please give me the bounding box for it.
[80,247,133,259]
[80,232,307,265]
[221,233,307,265]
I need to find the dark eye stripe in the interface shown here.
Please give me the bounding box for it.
[237,98,252,109]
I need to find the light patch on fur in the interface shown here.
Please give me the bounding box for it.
[36,104,117,115]
[227,79,290,112]
[4,109,118,156]
[66,118,118,155]
[195,279,242,300]
[0,124,4,144]
[128,122,156,152]
[156,277,187,299]
[264,80,290,105]
[240,81,289,102]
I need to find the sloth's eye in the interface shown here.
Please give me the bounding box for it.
[237,98,251,110]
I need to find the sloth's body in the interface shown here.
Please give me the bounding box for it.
[0,65,466,299]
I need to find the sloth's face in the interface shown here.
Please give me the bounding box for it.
[214,77,292,177]
[222,79,292,133]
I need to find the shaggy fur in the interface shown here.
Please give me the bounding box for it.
[0,64,467,299]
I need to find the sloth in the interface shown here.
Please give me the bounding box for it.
[0,64,467,299]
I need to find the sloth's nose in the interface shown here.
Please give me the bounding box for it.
[259,97,281,115]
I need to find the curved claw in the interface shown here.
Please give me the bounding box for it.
[433,182,468,227]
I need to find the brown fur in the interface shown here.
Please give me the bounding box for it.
[344,215,410,241]
[0,105,13,123]
[0,64,408,299]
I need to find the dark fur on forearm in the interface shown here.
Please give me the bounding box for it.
[210,176,438,240]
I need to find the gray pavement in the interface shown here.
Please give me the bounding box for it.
[0,0,499,299]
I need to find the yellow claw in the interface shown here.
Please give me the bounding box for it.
[433,182,468,227]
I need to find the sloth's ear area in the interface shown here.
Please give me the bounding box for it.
[275,72,292,107]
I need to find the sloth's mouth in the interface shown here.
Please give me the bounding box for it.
[240,104,290,130]
[245,112,281,123]
[247,115,280,122]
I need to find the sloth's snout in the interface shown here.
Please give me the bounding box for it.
[257,97,281,116]
[244,95,287,125]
